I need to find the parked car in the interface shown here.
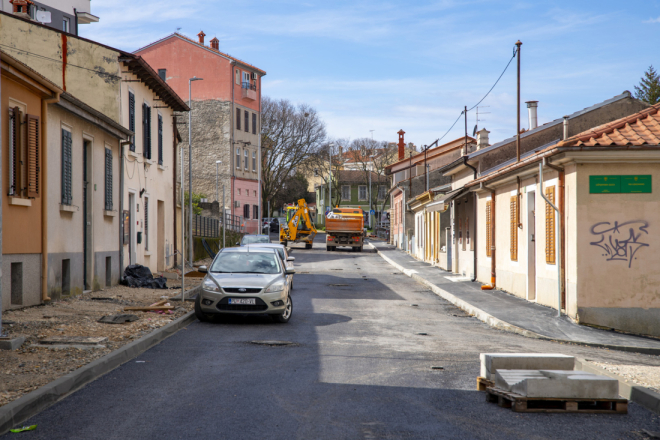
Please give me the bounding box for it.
[269,218,280,232]
[245,243,295,289]
[238,234,271,246]
[195,247,294,323]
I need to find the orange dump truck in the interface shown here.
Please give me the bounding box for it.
[325,208,365,252]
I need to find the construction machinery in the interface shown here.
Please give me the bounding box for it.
[279,199,317,249]
[326,207,365,252]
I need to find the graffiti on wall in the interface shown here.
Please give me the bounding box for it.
[589,220,649,268]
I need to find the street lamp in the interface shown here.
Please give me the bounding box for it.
[188,76,203,265]
[216,160,225,249]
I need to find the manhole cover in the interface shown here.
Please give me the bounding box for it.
[249,340,295,346]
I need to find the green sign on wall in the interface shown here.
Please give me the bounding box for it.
[589,175,652,194]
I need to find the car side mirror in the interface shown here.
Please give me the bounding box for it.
[285,268,295,275]
[286,256,295,262]
[198,266,208,273]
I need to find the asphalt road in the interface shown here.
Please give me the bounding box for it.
[5,234,660,439]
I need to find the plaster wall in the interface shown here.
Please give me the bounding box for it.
[2,254,41,310]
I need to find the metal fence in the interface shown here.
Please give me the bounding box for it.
[191,213,249,237]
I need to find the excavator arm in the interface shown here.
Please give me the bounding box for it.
[279,199,317,248]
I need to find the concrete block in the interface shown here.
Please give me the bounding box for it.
[495,369,619,399]
[0,336,25,350]
[480,353,575,380]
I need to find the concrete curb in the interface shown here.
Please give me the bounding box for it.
[0,310,196,436]
[369,243,660,356]
[576,358,660,414]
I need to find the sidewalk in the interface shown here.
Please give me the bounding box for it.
[369,240,660,355]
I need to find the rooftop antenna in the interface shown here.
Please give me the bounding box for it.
[474,106,491,135]
[176,27,182,32]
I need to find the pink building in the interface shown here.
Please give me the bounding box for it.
[135,32,266,226]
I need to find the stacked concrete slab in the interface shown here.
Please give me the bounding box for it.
[480,353,575,380]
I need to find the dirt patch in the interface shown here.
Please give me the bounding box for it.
[0,282,200,408]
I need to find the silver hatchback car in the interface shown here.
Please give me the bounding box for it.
[195,247,294,323]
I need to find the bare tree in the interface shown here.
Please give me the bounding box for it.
[305,140,348,209]
[261,96,326,216]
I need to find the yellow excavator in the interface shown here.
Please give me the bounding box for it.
[279,199,317,249]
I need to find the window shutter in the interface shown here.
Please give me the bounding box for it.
[252,113,256,135]
[105,148,113,210]
[510,196,518,261]
[9,107,19,196]
[146,105,152,159]
[158,114,163,165]
[26,114,40,198]
[545,186,556,264]
[128,92,135,151]
[61,129,72,205]
[244,110,249,133]
[486,201,492,257]
[236,108,241,130]
[144,197,149,251]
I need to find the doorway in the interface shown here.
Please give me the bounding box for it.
[83,140,92,290]
[157,200,165,271]
[129,192,137,265]
[527,191,536,300]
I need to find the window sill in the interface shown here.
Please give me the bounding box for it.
[9,197,31,207]
[104,210,117,217]
[158,164,166,171]
[144,159,154,166]
[127,151,140,158]
[60,204,77,213]
[144,251,152,256]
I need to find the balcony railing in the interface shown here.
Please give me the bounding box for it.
[241,81,257,91]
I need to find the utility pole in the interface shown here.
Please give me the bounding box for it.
[516,40,522,162]
[222,185,225,249]
[464,105,468,156]
[328,143,334,211]
[188,77,203,264]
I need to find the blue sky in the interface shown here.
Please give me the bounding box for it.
[82,1,660,148]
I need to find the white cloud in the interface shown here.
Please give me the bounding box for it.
[643,17,660,24]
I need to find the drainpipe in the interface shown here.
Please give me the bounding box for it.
[172,116,177,267]
[539,160,562,317]
[480,182,496,290]
[41,93,60,302]
[544,156,565,313]
[463,157,478,282]
[230,61,236,223]
[119,140,131,281]
[396,183,406,251]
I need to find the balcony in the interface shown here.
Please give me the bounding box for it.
[241,81,257,100]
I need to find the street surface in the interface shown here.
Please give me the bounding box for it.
[4,234,660,439]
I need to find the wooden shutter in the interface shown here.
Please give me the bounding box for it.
[545,186,556,264]
[486,201,492,257]
[61,129,72,205]
[158,114,163,165]
[26,114,40,198]
[9,107,19,196]
[128,92,135,151]
[236,108,241,130]
[104,148,113,210]
[147,105,152,159]
[252,113,257,135]
[244,110,249,133]
[510,196,518,261]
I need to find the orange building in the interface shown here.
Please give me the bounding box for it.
[135,32,266,231]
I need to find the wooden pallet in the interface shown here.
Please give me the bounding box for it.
[485,387,628,414]
[477,376,494,391]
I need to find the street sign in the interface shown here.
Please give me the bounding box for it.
[589,175,620,193]
[621,175,652,193]
[370,209,375,215]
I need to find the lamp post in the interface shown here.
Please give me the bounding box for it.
[188,76,203,264]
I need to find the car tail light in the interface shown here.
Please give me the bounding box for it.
[352,236,361,241]
[327,236,334,241]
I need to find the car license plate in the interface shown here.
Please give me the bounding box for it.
[228,298,256,305]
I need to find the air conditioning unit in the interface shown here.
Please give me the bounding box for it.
[251,72,257,80]
[234,201,240,208]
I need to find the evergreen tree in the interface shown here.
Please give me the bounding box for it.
[634,65,660,105]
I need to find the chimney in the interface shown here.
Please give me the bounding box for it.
[563,116,569,140]
[197,31,206,44]
[397,130,405,160]
[476,128,490,150]
[210,37,219,51]
[525,101,538,130]
[10,0,32,19]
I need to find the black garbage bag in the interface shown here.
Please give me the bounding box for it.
[121,264,168,289]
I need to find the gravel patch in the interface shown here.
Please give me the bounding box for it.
[593,361,660,393]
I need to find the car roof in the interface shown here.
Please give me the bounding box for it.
[243,234,269,238]
[244,243,285,249]
[220,247,277,254]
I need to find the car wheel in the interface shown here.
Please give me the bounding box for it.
[305,243,312,249]
[194,295,214,322]
[271,295,292,323]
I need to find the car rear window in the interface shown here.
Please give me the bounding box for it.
[210,252,281,274]
[241,235,269,245]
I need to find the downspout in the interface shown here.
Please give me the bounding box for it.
[119,140,131,280]
[230,61,235,223]
[539,160,562,317]
[172,115,177,267]
[41,92,60,302]
[463,156,478,282]
[544,156,565,313]
[480,181,496,290]
[396,183,406,251]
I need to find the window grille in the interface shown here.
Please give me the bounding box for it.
[61,129,72,205]
[486,201,492,257]
[510,196,518,261]
[105,148,113,210]
[545,186,556,264]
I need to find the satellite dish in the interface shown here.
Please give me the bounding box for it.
[472,124,477,136]
[36,10,51,23]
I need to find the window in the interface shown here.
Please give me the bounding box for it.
[252,151,256,172]
[158,69,166,81]
[545,186,556,264]
[458,218,463,247]
[104,148,113,210]
[486,201,492,257]
[242,71,250,88]
[243,203,250,219]
[252,113,257,135]
[61,128,72,205]
[238,189,241,196]
[142,103,151,159]
[377,185,386,200]
[157,114,163,165]
[341,185,350,200]
[253,190,257,197]
[253,205,258,220]
[358,185,367,201]
[236,148,240,169]
[244,149,248,170]
[236,108,241,130]
[235,69,240,85]
[144,196,149,251]
[8,107,18,196]
[244,110,249,133]
[128,92,135,151]
[62,17,70,33]
[510,196,518,261]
